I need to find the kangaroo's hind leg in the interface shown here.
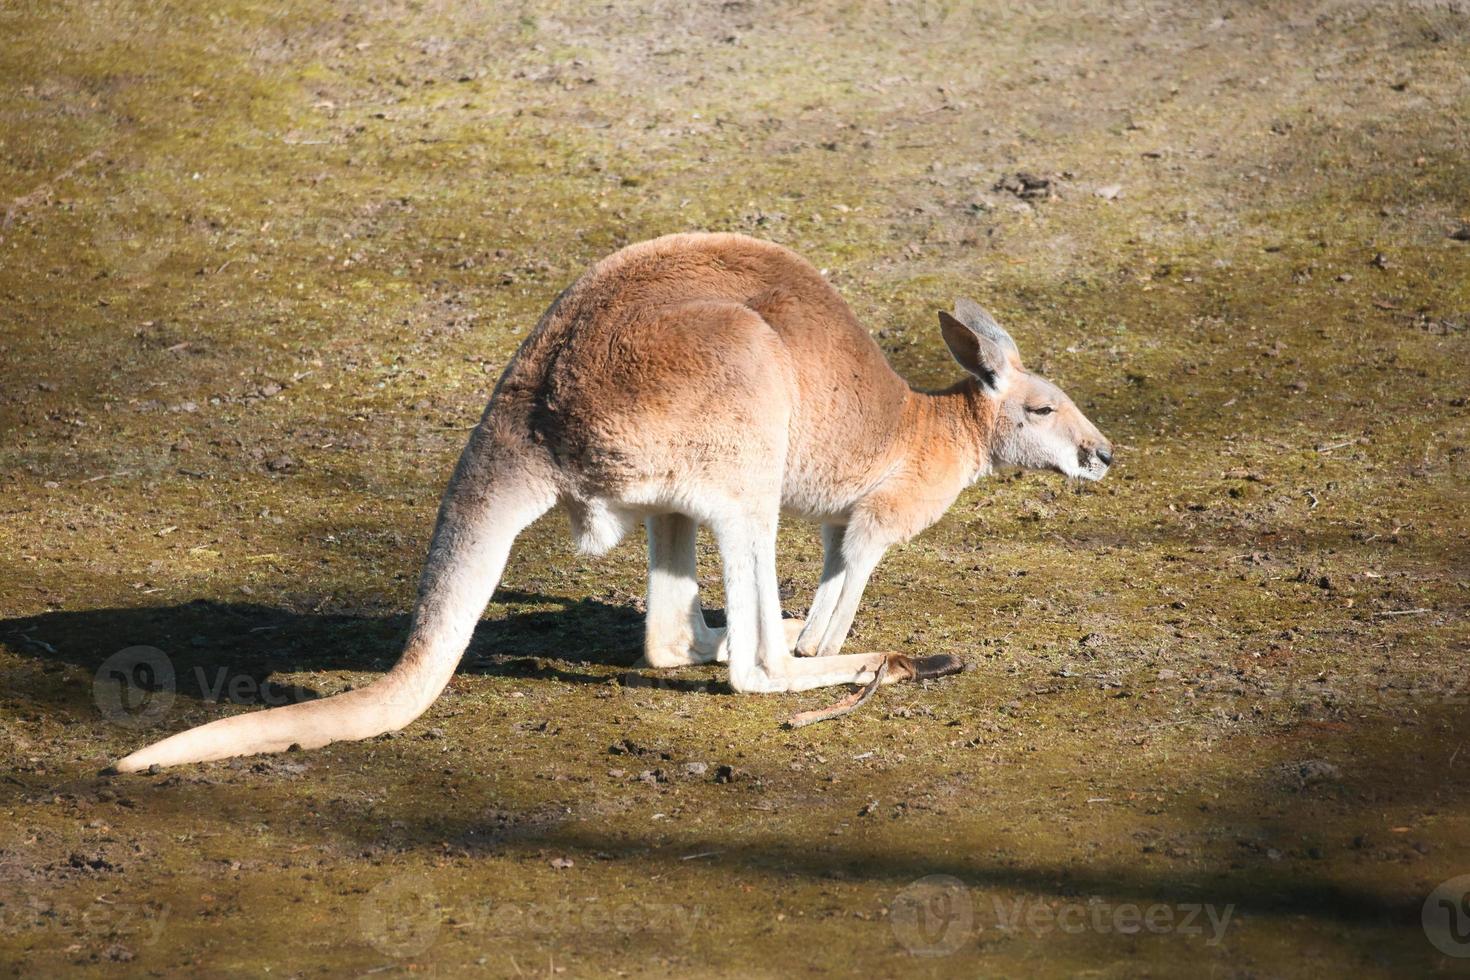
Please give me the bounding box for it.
[643,514,805,667]
[642,513,725,667]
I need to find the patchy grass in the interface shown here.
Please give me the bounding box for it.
[1,0,1467,975]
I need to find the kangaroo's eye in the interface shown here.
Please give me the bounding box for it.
[1026,405,1055,416]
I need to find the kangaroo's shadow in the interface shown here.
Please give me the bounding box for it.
[0,590,716,714]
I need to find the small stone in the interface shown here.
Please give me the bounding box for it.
[1291,760,1342,786]
[994,171,1055,201]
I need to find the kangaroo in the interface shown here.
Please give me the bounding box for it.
[110,232,1112,772]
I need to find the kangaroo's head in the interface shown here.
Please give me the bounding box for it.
[939,298,1113,481]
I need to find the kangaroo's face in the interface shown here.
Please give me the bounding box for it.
[939,299,1113,482]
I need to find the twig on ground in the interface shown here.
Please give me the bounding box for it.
[783,658,889,728]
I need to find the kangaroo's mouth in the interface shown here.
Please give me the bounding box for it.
[1051,460,1107,482]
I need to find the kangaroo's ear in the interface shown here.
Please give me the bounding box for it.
[953,298,1021,361]
[939,307,1016,392]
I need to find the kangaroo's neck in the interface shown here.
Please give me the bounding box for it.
[899,377,996,484]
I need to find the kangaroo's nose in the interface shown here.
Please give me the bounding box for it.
[1096,446,1113,467]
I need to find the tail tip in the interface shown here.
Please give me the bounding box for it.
[106,755,161,776]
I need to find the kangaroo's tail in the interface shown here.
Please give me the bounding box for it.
[109,460,555,774]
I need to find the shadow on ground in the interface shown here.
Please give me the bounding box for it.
[0,589,684,713]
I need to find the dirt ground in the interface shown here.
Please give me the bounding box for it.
[2,0,1468,975]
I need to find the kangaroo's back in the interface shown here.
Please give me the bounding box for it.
[515,233,893,371]
[500,233,912,512]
